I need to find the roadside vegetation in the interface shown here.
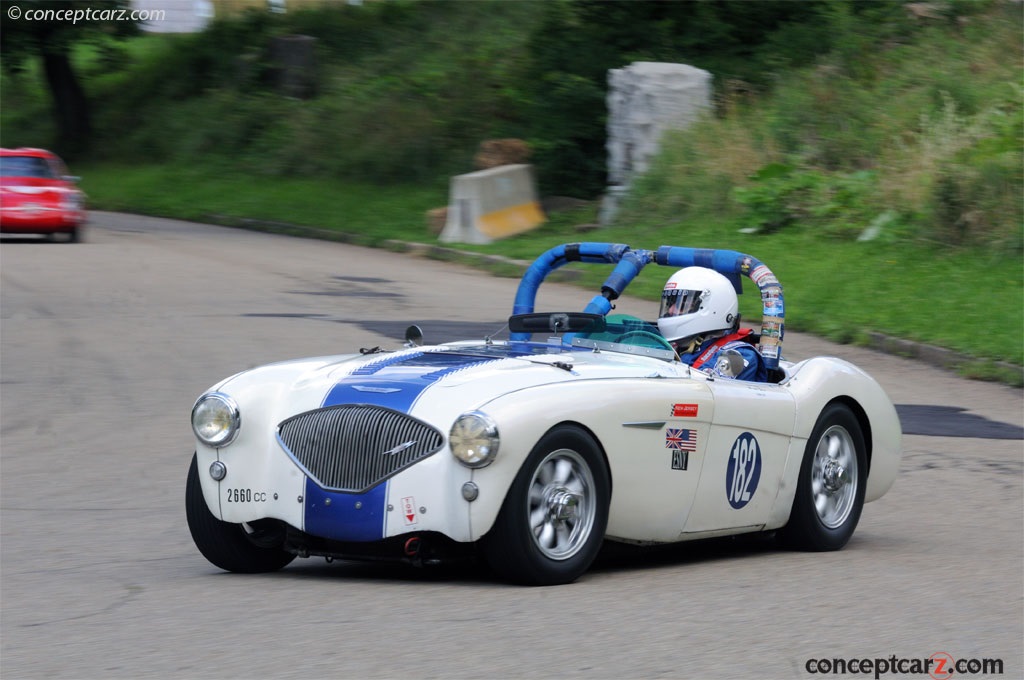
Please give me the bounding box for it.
[2,0,1020,381]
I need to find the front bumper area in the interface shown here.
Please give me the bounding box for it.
[282,526,478,567]
[0,210,82,231]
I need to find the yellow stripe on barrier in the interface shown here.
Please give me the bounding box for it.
[477,202,546,238]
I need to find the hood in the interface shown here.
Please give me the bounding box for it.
[1,177,73,191]
[212,342,680,429]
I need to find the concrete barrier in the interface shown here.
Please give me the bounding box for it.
[439,164,546,244]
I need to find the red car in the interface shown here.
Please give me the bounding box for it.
[1,148,87,242]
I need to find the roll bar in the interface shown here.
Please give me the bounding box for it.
[509,242,785,369]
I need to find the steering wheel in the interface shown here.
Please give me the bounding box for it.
[615,330,674,351]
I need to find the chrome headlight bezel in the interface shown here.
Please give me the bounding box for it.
[449,411,500,468]
[191,392,241,448]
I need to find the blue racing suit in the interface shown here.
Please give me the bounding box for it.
[677,328,768,382]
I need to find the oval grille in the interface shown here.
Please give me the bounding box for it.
[277,405,444,492]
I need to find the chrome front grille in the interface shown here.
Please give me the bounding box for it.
[277,405,444,493]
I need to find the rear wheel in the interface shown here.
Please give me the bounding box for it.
[185,454,295,573]
[482,426,609,585]
[780,403,867,551]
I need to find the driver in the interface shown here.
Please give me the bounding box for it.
[657,267,767,382]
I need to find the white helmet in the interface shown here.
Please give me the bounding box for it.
[657,267,739,343]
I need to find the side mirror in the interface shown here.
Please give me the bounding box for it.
[712,348,747,379]
[404,325,424,347]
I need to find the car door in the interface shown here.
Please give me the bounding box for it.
[598,377,717,543]
[680,378,796,536]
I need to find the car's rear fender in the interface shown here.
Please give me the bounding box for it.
[777,357,902,508]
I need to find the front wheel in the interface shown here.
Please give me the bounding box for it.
[185,454,295,573]
[482,425,610,585]
[780,403,867,551]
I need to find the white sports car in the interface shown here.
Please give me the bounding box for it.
[186,243,901,585]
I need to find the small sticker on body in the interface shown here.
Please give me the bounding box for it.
[671,403,699,418]
[671,450,688,471]
[401,496,417,525]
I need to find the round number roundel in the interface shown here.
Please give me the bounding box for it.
[725,432,762,509]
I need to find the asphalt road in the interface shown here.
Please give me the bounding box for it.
[2,213,1021,680]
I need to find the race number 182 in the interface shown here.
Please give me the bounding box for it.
[726,432,761,509]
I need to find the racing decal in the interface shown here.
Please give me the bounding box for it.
[725,432,762,509]
[665,427,695,471]
[759,317,784,338]
[665,428,697,451]
[750,265,778,287]
[762,289,784,316]
[401,496,417,525]
[671,403,699,418]
[671,450,688,471]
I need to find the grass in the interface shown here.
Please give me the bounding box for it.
[78,163,443,245]
[77,161,1024,382]
[8,3,1022,385]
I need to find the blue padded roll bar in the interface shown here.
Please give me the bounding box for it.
[508,242,784,369]
[511,242,631,319]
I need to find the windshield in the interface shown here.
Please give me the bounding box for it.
[573,314,677,361]
[0,156,57,179]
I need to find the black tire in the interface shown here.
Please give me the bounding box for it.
[482,425,610,586]
[185,454,295,573]
[780,403,867,551]
[67,226,81,243]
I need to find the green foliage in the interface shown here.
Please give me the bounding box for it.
[519,0,845,195]
[733,165,887,241]
[3,0,1021,375]
[77,161,440,244]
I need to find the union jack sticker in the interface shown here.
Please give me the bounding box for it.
[665,428,697,451]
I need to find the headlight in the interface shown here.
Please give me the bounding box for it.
[191,392,240,447]
[60,194,81,211]
[449,411,499,468]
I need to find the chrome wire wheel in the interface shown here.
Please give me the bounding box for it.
[810,424,859,529]
[526,448,597,561]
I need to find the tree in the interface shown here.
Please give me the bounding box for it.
[522,0,837,196]
[1,0,137,156]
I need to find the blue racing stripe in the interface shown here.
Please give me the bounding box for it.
[305,478,389,542]
[322,351,500,411]
[305,351,500,541]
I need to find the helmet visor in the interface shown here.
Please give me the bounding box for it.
[660,289,704,319]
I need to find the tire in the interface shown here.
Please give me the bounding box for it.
[185,454,295,573]
[482,426,610,586]
[780,403,867,551]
